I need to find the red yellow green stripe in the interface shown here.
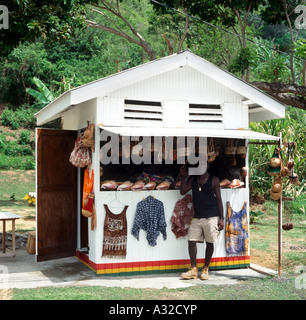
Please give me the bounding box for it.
[76,250,250,276]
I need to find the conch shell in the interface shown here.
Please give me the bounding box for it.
[156,180,171,190]
[131,180,145,191]
[143,181,156,190]
[117,181,133,191]
[101,180,117,190]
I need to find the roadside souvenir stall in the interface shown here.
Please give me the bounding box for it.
[35,50,286,275]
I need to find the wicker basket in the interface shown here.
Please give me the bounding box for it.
[270,190,282,200]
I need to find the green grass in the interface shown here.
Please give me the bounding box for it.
[9,277,306,300]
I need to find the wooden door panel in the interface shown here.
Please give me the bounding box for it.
[36,128,77,262]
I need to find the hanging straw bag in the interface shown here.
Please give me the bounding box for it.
[207,138,218,163]
[69,125,92,168]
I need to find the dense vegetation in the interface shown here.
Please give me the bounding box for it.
[0,0,305,200]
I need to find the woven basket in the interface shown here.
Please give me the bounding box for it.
[82,208,93,218]
[270,190,282,200]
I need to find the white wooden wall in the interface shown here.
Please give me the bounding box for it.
[96,66,247,130]
[88,188,249,265]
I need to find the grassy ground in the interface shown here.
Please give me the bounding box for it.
[0,170,305,300]
[8,277,306,300]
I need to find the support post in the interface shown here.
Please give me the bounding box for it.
[277,132,282,277]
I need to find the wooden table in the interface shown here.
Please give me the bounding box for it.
[0,212,21,258]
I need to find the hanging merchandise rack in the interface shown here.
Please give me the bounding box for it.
[282,196,294,231]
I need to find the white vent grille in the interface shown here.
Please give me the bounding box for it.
[124,100,163,126]
[189,104,223,124]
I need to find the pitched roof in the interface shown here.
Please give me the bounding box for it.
[35,50,286,125]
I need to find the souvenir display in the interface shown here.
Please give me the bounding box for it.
[207,138,218,163]
[220,179,231,188]
[131,196,167,247]
[131,180,145,191]
[69,122,94,167]
[101,180,118,190]
[225,201,249,256]
[286,142,299,185]
[102,204,128,259]
[143,181,156,190]
[171,194,194,238]
[282,197,294,230]
[156,180,171,190]
[267,147,282,176]
[117,181,133,191]
[229,179,244,188]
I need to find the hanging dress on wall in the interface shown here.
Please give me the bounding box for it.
[171,194,194,238]
[102,204,128,259]
[225,201,249,256]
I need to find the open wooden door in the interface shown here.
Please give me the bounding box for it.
[36,128,78,262]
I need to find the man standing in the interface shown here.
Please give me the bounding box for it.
[179,164,224,280]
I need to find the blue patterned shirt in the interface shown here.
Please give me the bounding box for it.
[131,196,167,246]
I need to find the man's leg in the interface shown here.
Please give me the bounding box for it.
[204,242,214,267]
[188,241,197,268]
[201,242,214,280]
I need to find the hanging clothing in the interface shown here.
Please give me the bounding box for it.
[131,196,167,247]
[82,168,96,230]
[171,194,194,238]
[82,168,94,207]
[225,202,249,256]
[102,204,128,259]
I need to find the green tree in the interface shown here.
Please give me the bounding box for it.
[26,77,54,109]
[0,0,87,57]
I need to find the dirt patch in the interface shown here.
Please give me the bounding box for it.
[0,289,12,300]
[250,248,278,270]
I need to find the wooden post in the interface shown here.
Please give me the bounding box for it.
[278,132,282,277]
[2,220,5,254]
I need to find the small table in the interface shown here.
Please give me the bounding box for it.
[0,212,21,258]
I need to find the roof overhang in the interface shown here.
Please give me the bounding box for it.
[99,125,280,141]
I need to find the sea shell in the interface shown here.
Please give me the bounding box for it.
[220,179,231,187]
[156,180,171,190]
[117,181,133,191]
[143,181,156,190]
[101,180,118,190]
[230,179,244,188]
[131,180,145,191]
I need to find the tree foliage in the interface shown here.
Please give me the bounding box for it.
[0,0,305,109]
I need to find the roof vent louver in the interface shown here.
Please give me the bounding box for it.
[124,99,163,126]
[189,104,223,126]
